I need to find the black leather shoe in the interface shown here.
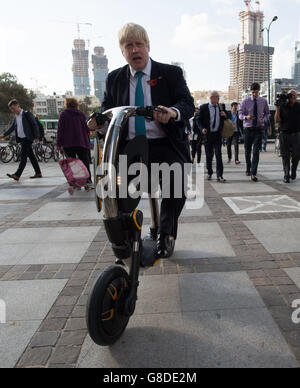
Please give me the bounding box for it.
[246,171,251,177]
[217,177,226,183]
[251,176,258,182]
[207,175,212,181]
[284,176,290,184]
[157,235,175,259]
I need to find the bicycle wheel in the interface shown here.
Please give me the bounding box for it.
[13,144,21,162]
[42,145,53,163]
[34,144,43,162]
[0,145,14,163]
[86,266,131,346]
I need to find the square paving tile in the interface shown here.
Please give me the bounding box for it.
[224,195,300,215]
[0,188,54,201]
[57,190,94,199]
[138,199,212,219]
[179,272,264,311]
[0,227,100,265]
[284,268,300,289]
[260,172,285,180]
[244,219,300,254]
[210,182,277,194]
[77,272,298,368]
[19,177,66,186]
[23,202,99,222]
[0,204,27,220]
[276,180,300,192]
[0,279,67,368]
[171,223,236,260]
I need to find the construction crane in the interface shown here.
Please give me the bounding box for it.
[56,21,92,39]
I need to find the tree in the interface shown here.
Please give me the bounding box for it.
[0,73,35,122]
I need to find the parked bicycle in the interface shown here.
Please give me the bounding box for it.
[0,143,14,163]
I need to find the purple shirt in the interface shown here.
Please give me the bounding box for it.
[239,96,270,128]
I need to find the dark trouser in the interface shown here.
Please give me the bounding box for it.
[244,127,263,176]
[148,139,187,240]
[205,132,224,178]
[16,138,41,178]
[191,139,202,163]
[279,132,300,178]
[64,147,92,182]
[261,127,268,151]
[227,132,240,161]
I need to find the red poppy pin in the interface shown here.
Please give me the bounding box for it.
[147,76,163,87]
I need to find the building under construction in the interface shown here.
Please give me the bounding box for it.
[72,39,91,96]
[228,0,274,102]
[92,47,108,104]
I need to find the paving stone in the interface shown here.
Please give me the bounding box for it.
[55,296,79,306]
[30,331,60,348]
[39,318,67,332]
[18,347,52,367]
[285,332,300,347]
[65,318,87,331]
[256,286,287,307]
[70,306,86,318]
[50,346,81,365]
[57,331,87,346]
[48,306,74,319]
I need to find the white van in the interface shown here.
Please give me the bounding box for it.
[41,120,59,143]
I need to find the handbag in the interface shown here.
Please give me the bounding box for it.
[219,104,235,139]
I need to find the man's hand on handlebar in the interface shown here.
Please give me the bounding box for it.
[87,112,108,131]
[153,106,177,124]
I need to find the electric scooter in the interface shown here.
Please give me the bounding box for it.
[86,106,165,346]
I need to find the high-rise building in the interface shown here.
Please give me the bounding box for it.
[292,21,300,86]
[92,47,109,104]
[228,0,274,102]
[72,39,90,96]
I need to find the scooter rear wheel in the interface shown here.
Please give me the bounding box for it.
[86,266,131,346]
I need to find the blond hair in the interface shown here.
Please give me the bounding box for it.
[118,23,150,47]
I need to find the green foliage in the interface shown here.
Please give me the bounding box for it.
[0,73,35,121]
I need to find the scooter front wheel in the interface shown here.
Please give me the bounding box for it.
[86,266,131,346]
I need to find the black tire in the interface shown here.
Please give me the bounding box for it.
[0,145,14,163]
[86,266,131,346]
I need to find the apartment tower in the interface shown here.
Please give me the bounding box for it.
[72,39,91,96]
[228,0,274,102]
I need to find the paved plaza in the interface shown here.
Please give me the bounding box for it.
[0,146,300,368]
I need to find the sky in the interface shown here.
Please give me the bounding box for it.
[0,0,300,96]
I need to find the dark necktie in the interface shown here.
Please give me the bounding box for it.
[253,99,258,127]
[213,105,217,129]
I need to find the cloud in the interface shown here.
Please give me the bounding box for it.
[172,13,237,52]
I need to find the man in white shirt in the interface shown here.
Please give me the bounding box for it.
[0,100,42,181]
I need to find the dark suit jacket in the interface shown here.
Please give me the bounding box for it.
[196,103,227,136]
[101,59,195,163]
[4,111,39,142]
[226,110,243,135]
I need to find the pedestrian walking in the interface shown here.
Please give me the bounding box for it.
[56,98,93,185]
[239,83,270,182]
[261,116,271,152]
[226,102,243,165]
[275,89,300,183]
[196,91,227,182]
[0,99,42,181]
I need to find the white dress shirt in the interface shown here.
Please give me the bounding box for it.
[15,110,26,139]
[208,103,220,133]
[128,58,180,140]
